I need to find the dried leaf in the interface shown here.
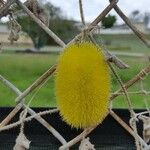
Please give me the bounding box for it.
[13,132,30,150]
[79,137,95,150]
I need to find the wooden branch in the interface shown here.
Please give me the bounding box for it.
[106,50,129,69]
[0,103,22,128]
[59,126,97,150]
[110,65,150,100]
[0,0,16,18]
[109,0,150,48]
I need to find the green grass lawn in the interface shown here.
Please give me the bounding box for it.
[0,53,58,107]
[0,35,150,108]
[0,52,149,108]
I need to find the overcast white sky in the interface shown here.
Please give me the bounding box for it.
[1,0,150,24]
[45,0,150,24]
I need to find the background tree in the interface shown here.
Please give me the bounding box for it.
[129,10,150,28]
[129,10,142,22]
[102,14,116,28]
[101,14,117,46]
[42,3,79,45]
[15,2,79,50]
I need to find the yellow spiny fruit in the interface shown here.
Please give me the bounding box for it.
[55,42,110,129]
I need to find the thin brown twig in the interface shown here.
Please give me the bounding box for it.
[110,110,148,148]
[74,0,118,41]
[108,63,134,114]
[112,91,150,95]
[111,65,150,101]
[0,0,16,18]
[15,64,56,103]
[108,63,141,149]
[79,0,85,25]
[89,34,129,69]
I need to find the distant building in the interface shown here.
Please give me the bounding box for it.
[0,23,33,46]
[97,21,150,35]
[132,21,149,33]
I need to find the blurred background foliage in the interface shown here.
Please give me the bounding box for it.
[15,2,80,50]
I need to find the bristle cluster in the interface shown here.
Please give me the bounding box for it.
[55,42,110,128]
